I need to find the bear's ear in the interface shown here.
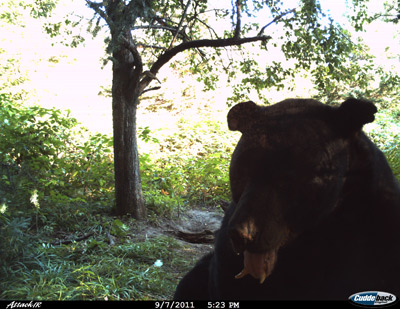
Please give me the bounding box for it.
[336,98,377,133]
[227,101,259,132]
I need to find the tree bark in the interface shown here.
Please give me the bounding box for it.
[112,89,145,218]
[111,30,146,218]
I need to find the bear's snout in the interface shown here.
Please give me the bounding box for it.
[228,218,258,254]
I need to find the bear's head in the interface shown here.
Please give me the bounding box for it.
[226,98,377,283]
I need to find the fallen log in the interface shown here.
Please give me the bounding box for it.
[168,229,214,244]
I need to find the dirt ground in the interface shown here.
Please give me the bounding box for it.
[132,207,225,259]
[170,207,224,255]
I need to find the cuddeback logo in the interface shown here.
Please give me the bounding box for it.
[349,291,398,307]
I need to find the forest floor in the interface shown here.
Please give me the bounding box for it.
[134,207,224,255]
[128,206,225,298]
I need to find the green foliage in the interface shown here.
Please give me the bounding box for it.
[0,0,57,24]
[0,48,30,102]
[0,213,35,266]
[110,219,129,238]
[365,112,400,150]
[0,94,233,299]
[0,94,115,226]
[0,94,118,299]
[386,145,400,183]
[139,116,236,218]
[365,110,400,182]
[83,0,386,106]
[346,0,400,29]
[44,18,86,48]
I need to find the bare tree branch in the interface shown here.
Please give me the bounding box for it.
[258,8,296,36]
[137,44,167,50]
[86,0,114,30]
[197,18,220,39]
[157,35,271,71]
[233,0,241,39]
[136,17,192,43]
[121,37,143,92]
[121,37,142,70]
[169,0,192,49]
[133,25,180,32]
[140,86,162,96]
[138,34,271,93]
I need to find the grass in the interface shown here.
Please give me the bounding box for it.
[0,218,202,300]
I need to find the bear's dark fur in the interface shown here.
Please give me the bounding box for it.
[174,98,400,300]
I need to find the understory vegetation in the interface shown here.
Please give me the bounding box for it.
[1,90,399,300]
[0,93,235,300]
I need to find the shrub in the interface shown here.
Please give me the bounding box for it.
[365,110,400,182]
[0,94,114,217]
[0,94,115,282]
[139,116,237,216]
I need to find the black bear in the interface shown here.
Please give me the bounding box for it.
[174,98,400,300]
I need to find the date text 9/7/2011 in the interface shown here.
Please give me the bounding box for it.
[154,302,240,309]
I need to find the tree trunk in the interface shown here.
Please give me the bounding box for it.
[112,92,145,218]
[111,36,146,219]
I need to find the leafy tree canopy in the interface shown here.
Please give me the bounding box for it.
[76,0,398,107]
